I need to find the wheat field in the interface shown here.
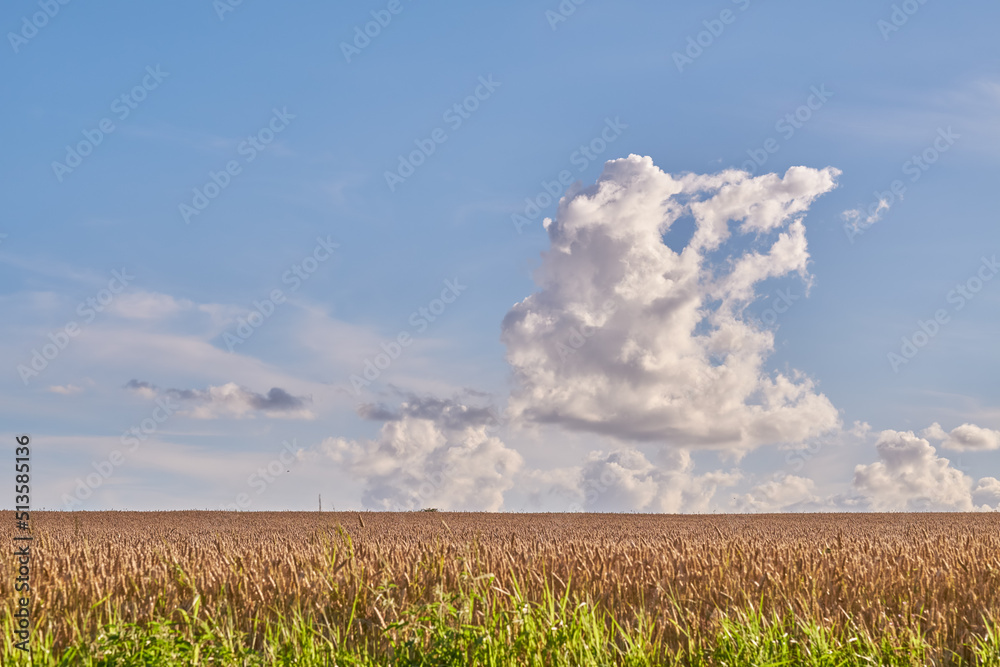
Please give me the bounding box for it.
[3,511,1000,665]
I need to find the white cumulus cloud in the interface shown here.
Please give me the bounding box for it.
[853,429,979,511]
[535,447,740,513]
[972,477,1000,509]
[316,397,522,511]
[502,155,841,452]
[923,422,1000,451]
[734,474,820,512]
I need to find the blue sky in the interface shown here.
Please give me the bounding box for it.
[3,0,999,512]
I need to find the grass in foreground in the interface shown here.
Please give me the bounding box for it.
[5,582,1000,666]
[5,512,1000,665]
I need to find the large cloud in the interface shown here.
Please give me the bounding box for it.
[852,429,1000,511]
[317,396,522,511]
[502,155,841,451]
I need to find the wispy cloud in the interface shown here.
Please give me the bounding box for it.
[126,379,314,420]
